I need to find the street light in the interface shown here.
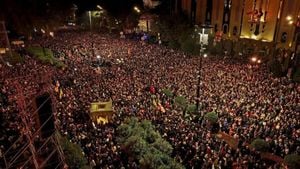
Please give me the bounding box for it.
[286,15,292,21]
[257,59,262,64]
[96,55,101,67]
[251,56,257,62]
[97,5,103,10]
[196,27,206,116]
[88,11,92,30]
[194,25,212,117]
[133,6,141,13]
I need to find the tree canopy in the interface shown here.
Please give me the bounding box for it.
[117,117,184,169]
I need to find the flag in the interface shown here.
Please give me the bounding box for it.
[59,88,63,99]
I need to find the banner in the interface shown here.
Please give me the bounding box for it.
[90,99,114,124]
[216,132,238,149]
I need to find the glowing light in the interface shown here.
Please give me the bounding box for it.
[286,15,292,21]
[251,57,257,62]
[49,32,54,37]
[0,48,6,54]
[96,55,100,59]
[203,53,208,58]
[257,60,261,64]
[289,42,292,47]
[288,20,294,25]
[97,5,103,10]
[251,35,258,40]
[133,6,141,13]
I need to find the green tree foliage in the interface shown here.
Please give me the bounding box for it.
[284,154,300,169]
[162,89,174,97]
[268,59,283,77]
[250,138,269,152]
[223,39,233,55]
[186,104,197,114]
[26,46,65,68]
[4,51,24,65]
[117,117,184,169]
[174,96,188,111]
[58,134,91,169]
[204,111,218,124]
[210,41,223,56]
[292,67,300,83]
[180,36,199,55]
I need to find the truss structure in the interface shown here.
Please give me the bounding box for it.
[1,70,66,169]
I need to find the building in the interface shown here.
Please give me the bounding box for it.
[176,0,300,50]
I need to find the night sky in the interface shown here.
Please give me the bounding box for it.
[0,0,172,37]
[0,0,145,18]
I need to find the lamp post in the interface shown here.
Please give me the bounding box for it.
[88,11,92,30]
[97,5,104,29]
[196,27,206,116]
[96,55,101,68]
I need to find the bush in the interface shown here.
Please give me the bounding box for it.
[204,111,218,123]
[284,154,300,169]
[250,138,269,152]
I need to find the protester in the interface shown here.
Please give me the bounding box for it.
[0,31,299,169]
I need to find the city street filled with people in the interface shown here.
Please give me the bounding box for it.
[1,31,299,169]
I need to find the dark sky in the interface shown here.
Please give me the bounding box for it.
[0,0,170,36]
[0,0,144,18]
[0,0,172,20]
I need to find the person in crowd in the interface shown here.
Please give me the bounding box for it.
[0,31,299,168]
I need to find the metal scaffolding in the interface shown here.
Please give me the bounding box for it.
[1,70,66,169]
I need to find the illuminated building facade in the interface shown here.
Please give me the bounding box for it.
[176,0,300,49]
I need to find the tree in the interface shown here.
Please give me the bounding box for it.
[292,67,300,82]
[268,59,283,77]
[58,134,91,169]
[117,117,184,169]
[284,154,300,169]
[26,46,65,68]
[162,89,174,98]
[186,104,197,114]
[204,111,218,124]
[180,36,199,55]
[250,138,269,152]
[174,96,188,112]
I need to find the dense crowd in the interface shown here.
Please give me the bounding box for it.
[0,31,299,169]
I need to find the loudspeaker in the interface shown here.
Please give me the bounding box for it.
[36,93,55,138]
